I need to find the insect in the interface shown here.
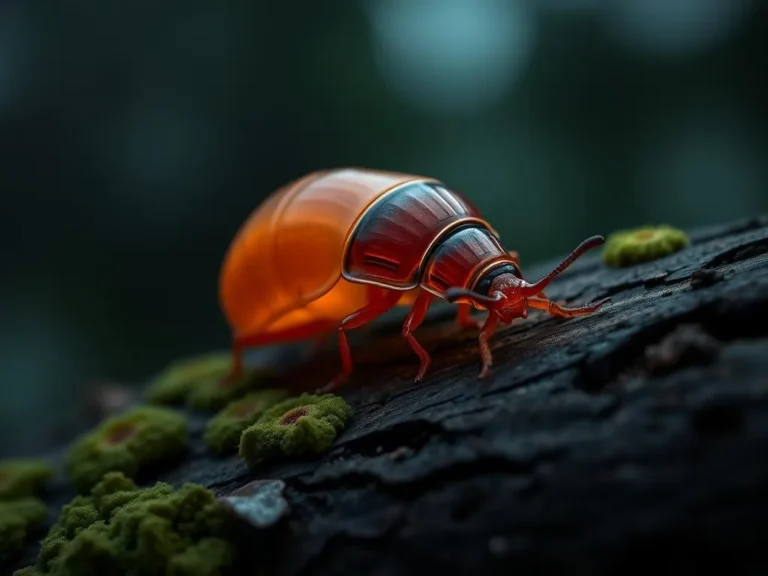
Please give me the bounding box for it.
[218,168,609,391]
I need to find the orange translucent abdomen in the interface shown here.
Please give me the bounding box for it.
[218,168,425,341]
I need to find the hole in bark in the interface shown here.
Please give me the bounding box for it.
[578,299,768,393]
[341,420,442,457]
[643,324,721,377]
[690,267,724,289]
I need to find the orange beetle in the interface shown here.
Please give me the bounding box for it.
[218,168,609,391]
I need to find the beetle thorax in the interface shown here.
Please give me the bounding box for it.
[421,225,518,301]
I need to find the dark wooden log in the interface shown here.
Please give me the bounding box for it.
[7,215,768,576]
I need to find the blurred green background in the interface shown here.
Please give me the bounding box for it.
[1,0,766,457]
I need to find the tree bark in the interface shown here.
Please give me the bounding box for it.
[9,215,768,576]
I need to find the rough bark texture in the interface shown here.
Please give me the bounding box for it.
[7,215,768,576]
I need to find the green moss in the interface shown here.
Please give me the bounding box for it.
[0,458,54,501]
[14,472,236,576]
[66,406,188,493]
[204,390,290,455]
[602,225,689,267]
[144,352,276,412]
[144,353,231,405]
[239,393,353,467]
[0,497,47,564]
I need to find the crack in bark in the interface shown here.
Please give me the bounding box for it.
[293,451,550,498]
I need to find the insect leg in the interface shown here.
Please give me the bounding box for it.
[218,346,245,387]
[319,288,402,392]
[477,313,500,379]
[221,320,339,385]
[455,303,484,330]
[401,290,434,382]
[527,296,610,318]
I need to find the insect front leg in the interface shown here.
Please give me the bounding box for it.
[401,290,434,382]
[526,296,610,318]
[455,303,484,330]
[477,313,500,378]
[318,288,402,393]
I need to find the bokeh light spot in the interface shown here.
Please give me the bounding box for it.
[363,0,536,116]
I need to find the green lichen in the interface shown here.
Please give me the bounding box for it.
[0,497,47,564]
[0,458,54,501]
[144,353,231,405]
[204,389,290,455]
[66,406,188,493]
[144,352,276,412]
[602,225,689,267]
[239,393,353,467]
[14,471,236,576]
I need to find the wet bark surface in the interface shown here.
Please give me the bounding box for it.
[8,215,768,576]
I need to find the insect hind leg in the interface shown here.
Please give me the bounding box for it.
[318,288,402,393]
[401,290,434,382]
[221,320,338,385]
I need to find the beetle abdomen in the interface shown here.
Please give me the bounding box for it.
[343,181,493,289]
[219,168,426,339]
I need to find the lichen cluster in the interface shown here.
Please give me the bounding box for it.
[204,389,290,455]
[602,225,689,267]
[66,406,188,493]
[0,459,54,501]
[13,472,236,576]
[239,393,353,467]
[0,458,54,565]
[5,350,357,571]
[1,498,48,564]
[144,352,276,411]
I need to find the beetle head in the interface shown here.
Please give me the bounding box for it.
[444,235,605,324]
